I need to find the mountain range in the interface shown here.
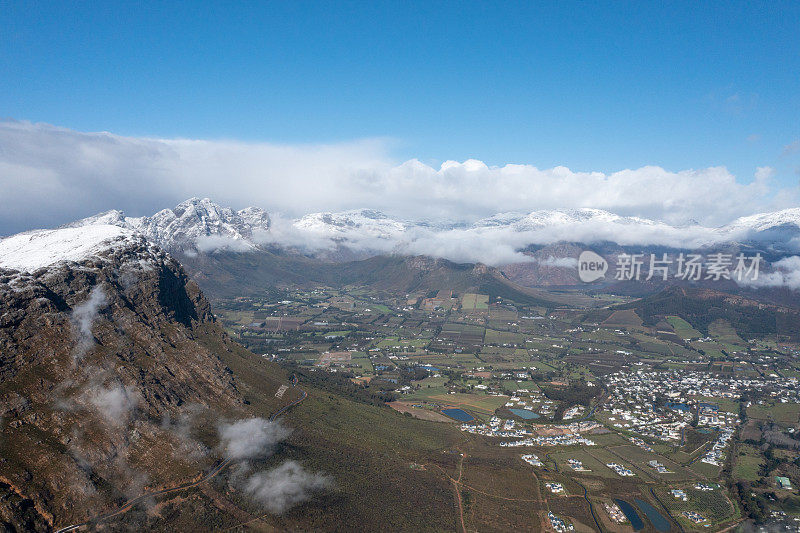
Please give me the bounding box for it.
[66,198,800,259]
[49,198,800,296]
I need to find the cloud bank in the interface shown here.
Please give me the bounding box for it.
[1,120,797,235]
[740,256,800,290]
[262,209,800,266]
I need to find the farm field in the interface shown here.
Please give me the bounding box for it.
[601,309,643,327]
[461,292,490,311]
[654,485,739,526]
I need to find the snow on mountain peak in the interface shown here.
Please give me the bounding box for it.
[293,209,406,239]
[0,225,145,272]
[723,207,800,234]
[472,208,653,231]
[35,198,800,267]
[73,198,271,252]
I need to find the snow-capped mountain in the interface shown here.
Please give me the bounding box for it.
[722,208,800,235]
[64,198,800,266]
[70,197,270,253]
[473,208,656,230]
[293,209,408,240]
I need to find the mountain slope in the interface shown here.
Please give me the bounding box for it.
[0,225,288,530]
[0,225,470,532]
[176,249,585,306]
[617,285,800,340]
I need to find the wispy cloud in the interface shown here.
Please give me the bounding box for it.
[217,418,331,514]
[783,140,800,156]
[84,381,140,425]
[71,285,108,362]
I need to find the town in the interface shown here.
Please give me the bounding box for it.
[215,285,800,531]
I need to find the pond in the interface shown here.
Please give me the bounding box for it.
[665,402,690,412]
[634,499,671,532]
[509,408,540,419]
[441,408,474,422]
[614,499,643,531]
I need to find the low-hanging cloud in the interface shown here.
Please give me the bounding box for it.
[533,256,579,269]
[71,286,108,361]
[244,460,331,514]
[85,381,140,425]
[1,119,798,236]
[218,418,332,513]
[739,256,800,290]
[268,211,797,267]
[218,418,292,460]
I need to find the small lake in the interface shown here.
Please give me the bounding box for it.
[614,499,643,531]
[665,402,690,412]
[509,408,540,419]
[442,408,474,422]
[634,499,671,532]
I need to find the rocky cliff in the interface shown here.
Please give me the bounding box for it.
[0,227,254,531]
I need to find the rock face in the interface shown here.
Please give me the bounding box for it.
[0,226,248,531]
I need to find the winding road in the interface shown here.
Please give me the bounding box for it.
[55,376,306,533]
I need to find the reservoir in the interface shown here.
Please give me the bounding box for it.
[634,499,670,532]
[509,408,540,419]
[441,408,474,422]
[665,402,690,412]
[614,499,643,531]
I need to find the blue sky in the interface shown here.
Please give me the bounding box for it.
[1,1,799,230]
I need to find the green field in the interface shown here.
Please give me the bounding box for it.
[655,486,738,525]
[733,444,764,481]
[422,392,508,415]
[461,293,490,311]
[708,319,744,346]
[748,401,800,426]
[667,316,702,340]
[484,329,525,345]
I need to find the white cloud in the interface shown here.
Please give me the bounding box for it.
[218,418,292,460]
[740,256,800,290]
[195,235,254,253]
[2,120,798,237]
[71,285,108,362]
[85,382,140,425]
[216,418,331,513]
[534,256,578,269]
[244,460,331,514]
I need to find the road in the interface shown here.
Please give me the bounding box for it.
[55,376,306,533]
